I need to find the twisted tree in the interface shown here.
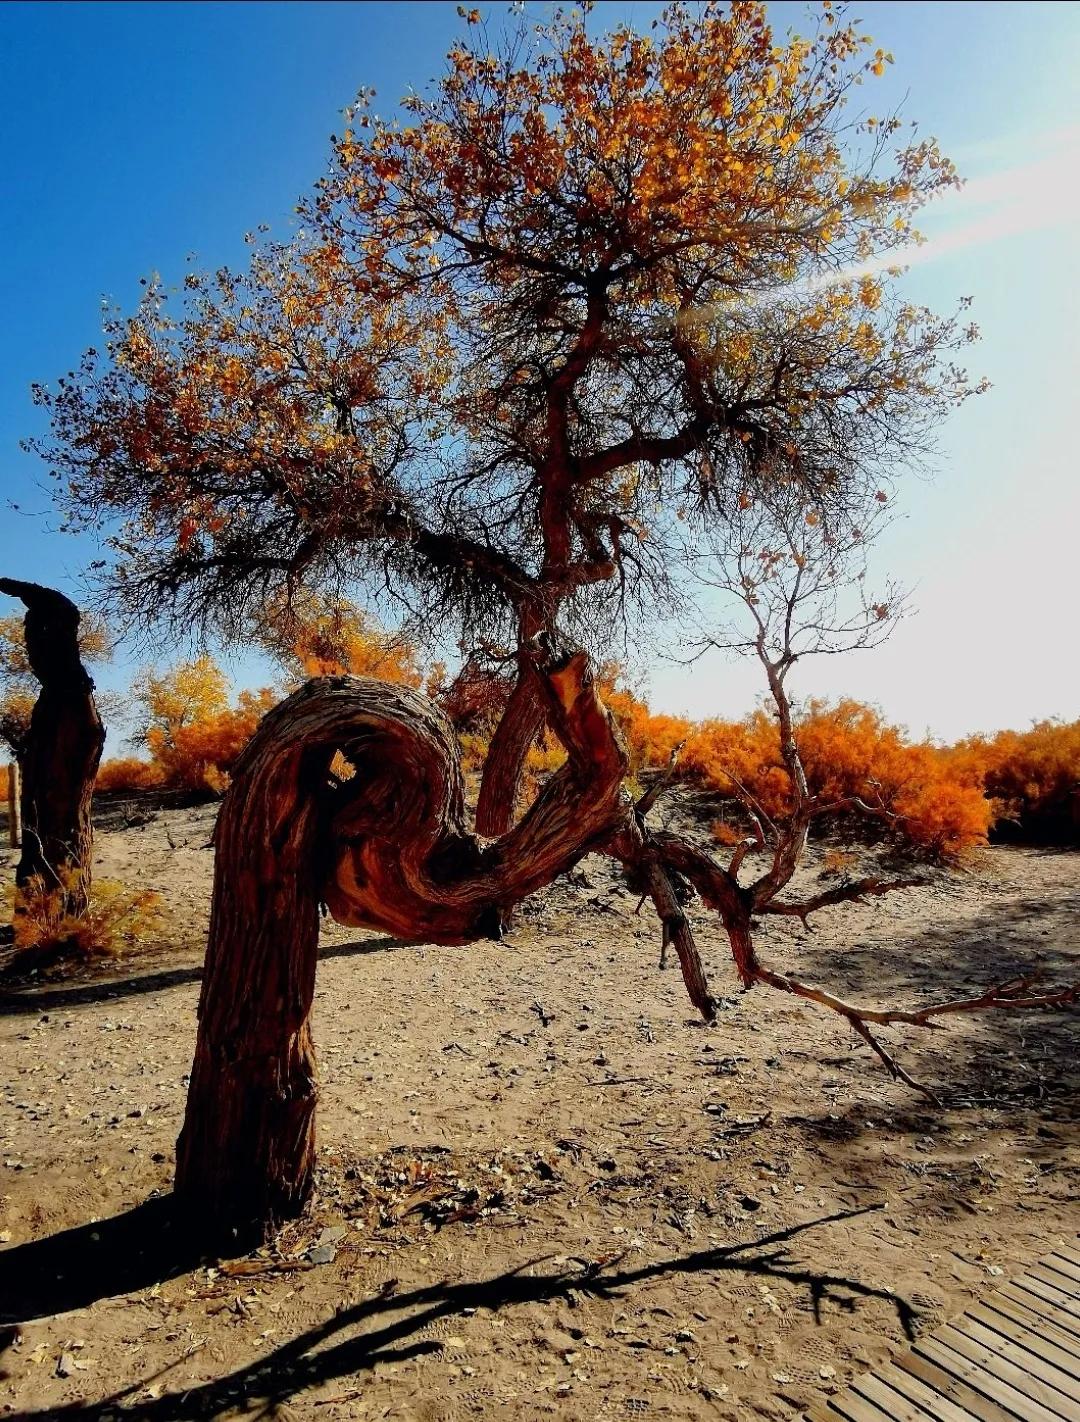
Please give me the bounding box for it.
[31,3,1074,1236]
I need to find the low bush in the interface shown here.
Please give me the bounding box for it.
[627,691,991,862]
[71,651,1078,855]
[96,756,165,793]
[949,719,1080,844]
[4,870,166,969]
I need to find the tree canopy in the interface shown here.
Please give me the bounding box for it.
[33,0,981,657]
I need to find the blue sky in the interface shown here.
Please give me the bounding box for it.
[1,2,1078,743]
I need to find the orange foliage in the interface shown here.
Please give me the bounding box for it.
[4,869,166,966]
[0,762,7,802]
[596,675,991,861]
[94,655,281,796]
[681,700,991,860]
[948,719,1080,844]
[599,664,692,777]
[144,686,278,794]
[96,757,165,793]
[76,654,1078,857]
[268,597,424,687]
[38,3,979,659]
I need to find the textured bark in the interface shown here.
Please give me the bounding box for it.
[0,580,104,941]
[650,831,758,985]
[174,699,327,1242]
[474,669,546,836]
[177,649,630,1239]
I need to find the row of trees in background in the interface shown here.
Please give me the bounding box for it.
[4,596,1074,859]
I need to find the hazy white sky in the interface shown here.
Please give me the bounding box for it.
[2,2,1078,744]
[650,11,1080,740]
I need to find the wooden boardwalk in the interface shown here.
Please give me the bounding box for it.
[805,1240,1080,1422]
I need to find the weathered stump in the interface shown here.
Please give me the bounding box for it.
[0,580,104,944]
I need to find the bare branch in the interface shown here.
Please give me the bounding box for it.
[727,822,765,880]
[760,875,924,922]
[747,962,1077,1102]
[608,821,717,1021]
[635,738,686,819]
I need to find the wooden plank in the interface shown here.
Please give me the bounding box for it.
[966,1305,1080,1392]
[851,1368,955,1421]
[1041,1268,1080,1302]
[1009,1277,1080,1326]
[973,1308,1080,1387]
[933,1323,1076,1419]
[1047,1251,1080,1285]
[913,1334,1063,1422]
[804,1404,845,1422]
[876,1361,984,1422]
[1013,1274,1080,1325]
[998,1285,1080,1346]
[1027,1267,1080,1306]
[814,1388,898,1422]
[802,1246,1080,1422]
[977,1295,1080,1362]
[896,1349,1023,1422]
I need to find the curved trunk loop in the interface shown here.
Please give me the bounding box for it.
[176,646,631,1239]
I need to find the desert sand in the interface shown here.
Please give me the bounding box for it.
[0,790,1076,1420]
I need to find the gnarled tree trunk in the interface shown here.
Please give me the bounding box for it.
[175,637,1077,1242]
[176,647,631,1240]
[0,580,104,946]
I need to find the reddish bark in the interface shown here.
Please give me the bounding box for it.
[474,670,546,836]
[176,649,631,1238]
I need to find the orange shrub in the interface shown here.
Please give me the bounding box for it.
[117,656,281,795]
[949,719,1080,844]
[681,699,991,861]
[598,665,692,775]
[145,686,278,794]
[681,708,790,817]
[96,757,165,793]
[792,700,991,856]
[0,762,7,802]
[261,595,425,688]
[4,870,166,967]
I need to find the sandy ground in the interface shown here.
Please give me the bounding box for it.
[0,790,1076,1421]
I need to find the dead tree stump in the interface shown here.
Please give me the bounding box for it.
[0,580,104,943]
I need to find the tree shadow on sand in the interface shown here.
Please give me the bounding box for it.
[0,934,406,1016]
[2,1202,911,1420]
[782,865,1076,999]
